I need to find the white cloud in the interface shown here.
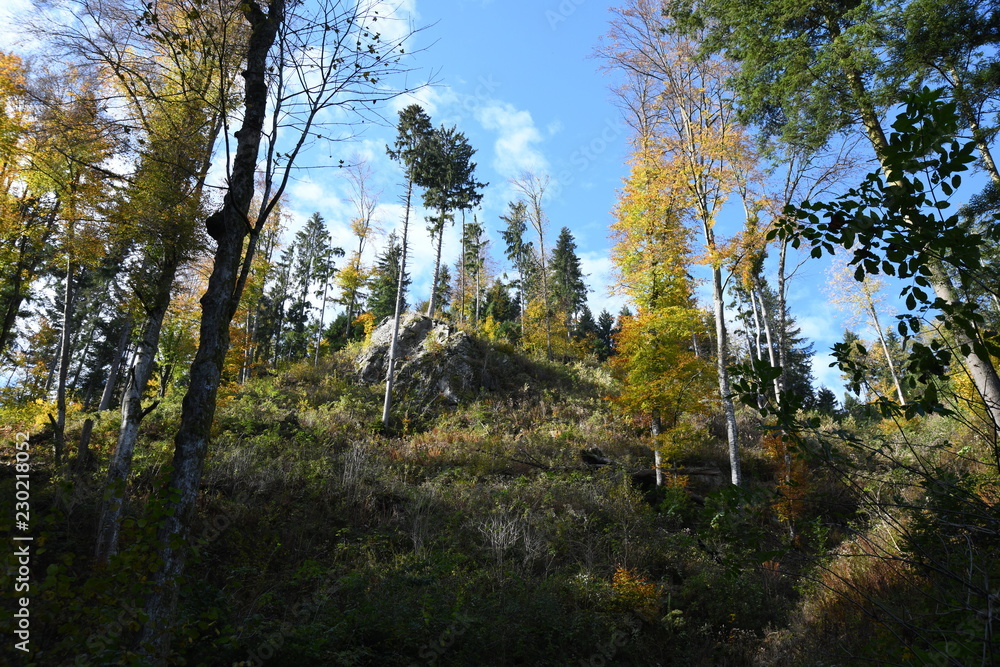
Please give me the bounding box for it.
[475,102,549,178]
[389,85,456,118]
[812,352,845,396]
[369,0,421,49]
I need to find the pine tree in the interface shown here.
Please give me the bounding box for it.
[416,125,486,316]
[500,200,532,340]
[550,226,588,357]
[596,309,616,360]
[383,104,434,429]
[368,232,409,323]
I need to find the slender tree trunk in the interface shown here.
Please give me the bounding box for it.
[460,211,466,323]
[95,290,172,564]
[651,409,663,487]
[0,202,57,358]
[426,210,446,317]
[749,290,764,361]
[705,233,740,485]
[314,278,328,365]
[77,318,132,473]
[950,70,1000,185]
[139,0,282,652]
[51,257,74,467]
[738,294,765,410]
[70,322,96,390]
[866,303,907,405]
[753,284,781,402]
[383,178,414,429]
[776,238,790,399]
[518,260,526,341]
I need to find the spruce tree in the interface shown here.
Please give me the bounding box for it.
[368,232,409,323]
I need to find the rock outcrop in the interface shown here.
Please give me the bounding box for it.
[356,312,495,412]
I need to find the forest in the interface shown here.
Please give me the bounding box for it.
[0,0,998,664]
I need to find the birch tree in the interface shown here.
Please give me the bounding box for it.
[601,0,753,484]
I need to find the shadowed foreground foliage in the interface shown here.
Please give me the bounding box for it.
[1,335,996,665]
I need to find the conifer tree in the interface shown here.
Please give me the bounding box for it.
[417,126,486,317]
[500,200,532,340]
[550,226,588,357]
[383,104,433,428]
[368,232,410,323]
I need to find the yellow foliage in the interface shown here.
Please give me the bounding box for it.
[482,314,502,342]
[612,566,660,617]
[611,309,712,427]
[355,312,376,344]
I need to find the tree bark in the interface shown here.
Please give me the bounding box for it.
[383,177,414,429]
[95,288,172,564]
[425,210,446,317]
[651,409,664,487]
[76,318,132,474]
[753,283,782,403]
[52,256,74,467]
[711,263,741,486]
[138,0,283,653]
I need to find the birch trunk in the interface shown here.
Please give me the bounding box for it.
[95,291,172,563]
[76,318,132,473]
[383,177,414,428]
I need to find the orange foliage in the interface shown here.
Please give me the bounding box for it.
[612,566,660,617]
[762,432,809,526]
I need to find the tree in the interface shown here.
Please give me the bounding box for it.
[596,308,616,360]
[612,309,713,486]
[755,95,1000,663]
[337,157,381,339]
[367,232,409,322]
[550,227,589,358]
[32,0,246,561]
[483,278,519,342]
[417,125,486,317]
[685,0,1000,434]
[610,132,710,484]
[512,172,553,360]
[891,0,1000,185]
[25,67,118,466]
[814,386,840,416]
[138,0,420,649]
[601,2,752,484]
[283,212,342,361]
[828,257,907,405]
[0,53,62,363]
[457,215,489,324]
[500,199,532,339]
[780,90,1000,435]
[382,104,433,429]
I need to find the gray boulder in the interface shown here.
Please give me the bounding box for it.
[356,312,494,411]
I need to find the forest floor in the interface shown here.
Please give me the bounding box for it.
[1,339,937,666]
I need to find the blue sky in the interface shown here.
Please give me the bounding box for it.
[1,0,914,395]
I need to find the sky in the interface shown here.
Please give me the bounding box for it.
[0,0,905,395]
